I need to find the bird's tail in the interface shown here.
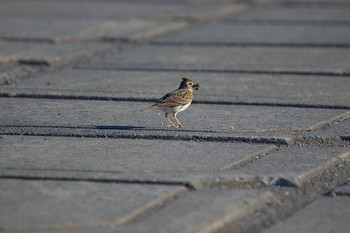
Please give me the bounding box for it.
[140,107,150,112]
[140,105,154,112]
[140,104,159,112]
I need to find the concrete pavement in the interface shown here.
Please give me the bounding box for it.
[0,0,349,233]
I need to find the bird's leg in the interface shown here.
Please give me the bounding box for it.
[173,113,184,128]
[165,113,176,128]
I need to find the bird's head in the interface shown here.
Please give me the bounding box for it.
[179,77,200,91]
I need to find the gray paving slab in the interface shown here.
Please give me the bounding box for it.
[324,119,350,141]
[72,19,190,43]
[229,145,350,187]
[324,118,350,137]
[1,141,348,189]
[0,135,270,175]
[181,144,350,188]
[3,69,350,107]
[0,98,347,133]
[0,179,187,232]
[78,45,350,75]
[0,0,245,22]
[232,5,350,21]
[126,189,277,233]
[155,22,350,45]
[0,17,190,43]
[299,118,350,140]
[262,196,350,233]
[0,0,187,19]
[0,17,110,41]
[0,41,111,66]
[0,1,247,42]
[335,181,350,195]
[0,69,350,108]
[0,135,348,189]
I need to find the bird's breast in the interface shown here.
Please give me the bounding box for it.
[174,102,191,113]
[158,102,192,114]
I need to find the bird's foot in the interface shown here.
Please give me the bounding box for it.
[177,124,185,128]
[167,124,177,128]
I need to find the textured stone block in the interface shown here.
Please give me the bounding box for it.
[262,196,350,233]
[0,179,187,232]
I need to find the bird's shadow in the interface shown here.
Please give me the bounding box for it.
[92,125,146,130]
[86,125,201,132]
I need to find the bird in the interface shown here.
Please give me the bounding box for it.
[141,77,200,128]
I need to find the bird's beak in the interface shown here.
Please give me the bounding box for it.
[193,83,200,90]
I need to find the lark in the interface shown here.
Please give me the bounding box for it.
[141,77,200,128]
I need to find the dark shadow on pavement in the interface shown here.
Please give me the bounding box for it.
[95,125,146,130]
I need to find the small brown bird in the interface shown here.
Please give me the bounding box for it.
[141,77,200,128]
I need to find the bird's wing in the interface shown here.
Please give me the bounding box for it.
[154,89,192,107]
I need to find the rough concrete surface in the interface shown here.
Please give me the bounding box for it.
[0,179,187,232]
[0,41,112,66]
[261,196,350,233]
[79,45,350,75]
[0,98,347,132]
[233,4,350,21]
[0,135,269,174]
[335,181,350,195]
[155,22,350,45]
[0,0,349,233]
[2,70,349,107]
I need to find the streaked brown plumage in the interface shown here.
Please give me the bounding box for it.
[141,77,200,128]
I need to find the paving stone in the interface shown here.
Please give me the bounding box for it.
[0,41,111,66]
[300,118,350,140]
[229,145,350,187]
[0,135,271,178]
[0,0,243,43]
[0,0,245,22]
[0,179,187,232]
[2,69,350,107]
[262,196,350,233]
[126,189,277,233]
[0,17,110,41]
[78,45,350,75]
[155,22,350,45]
[73,19,189,43]
[0,98,346,133]
[233,5,350,21]
[1,138,348,188]
[324,118,350,137]
[0,17,189,43]
[0,0,186,19]
[335,181,350,196]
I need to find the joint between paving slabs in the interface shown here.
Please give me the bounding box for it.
[220,144,282,170]
[197,147,350,190]
[191,191,278,233]
[280,150,350,188]
[0,175,196,189]
[306,111,350,131]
